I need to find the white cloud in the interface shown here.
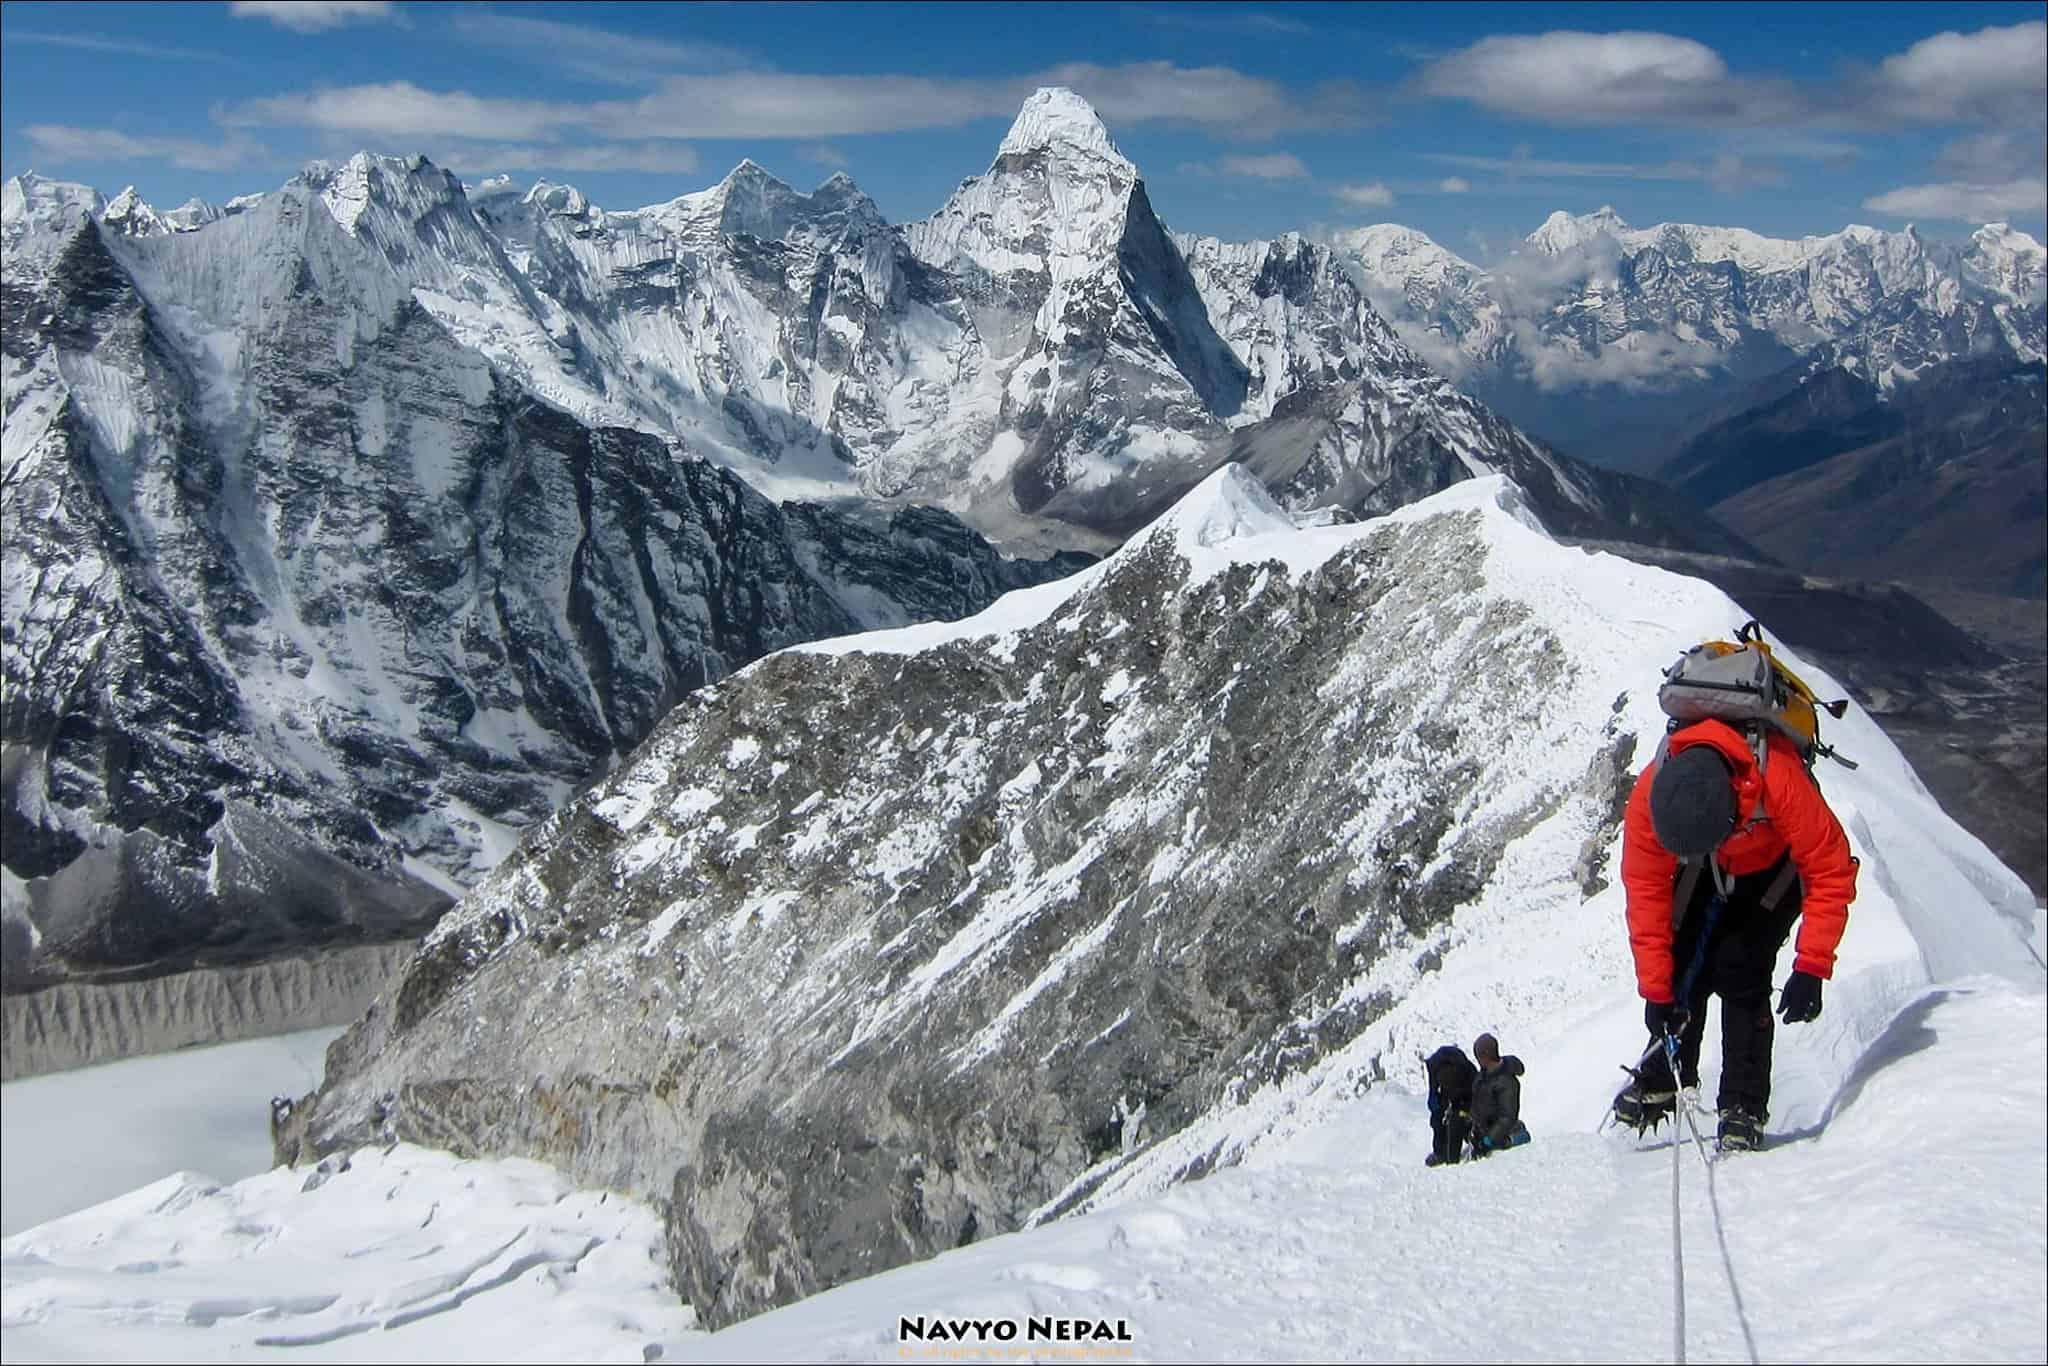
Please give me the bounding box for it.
[1332,181,1394,207]
[1863,178,2048,223]
[225,82,587,142]
[1418,22,2047,129]
[25,124,263,172]
[797,145,848,169]
[1438,176,1470,193]
[1418,31,1762,125]
[223,63,1366,149]
[229,1,394,33]
[1217,152,1308,179]
[1875,22,2046,121]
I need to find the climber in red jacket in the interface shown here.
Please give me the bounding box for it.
[1611,717,1859,1152]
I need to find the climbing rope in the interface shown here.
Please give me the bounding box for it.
[1664,1033,1688,1365]
[1651,882,1757,1366]
[1661,1032,1763,1366]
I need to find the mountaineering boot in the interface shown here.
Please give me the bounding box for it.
[1612,1069,1676,1134]
[1716,1106,1765,1153]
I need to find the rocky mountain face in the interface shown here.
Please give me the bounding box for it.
[1701,359,2046,600]
[275,468,2041,1329]
[1339,209,2046,471]
[0,173,1081,988]
[3,89,1755,994]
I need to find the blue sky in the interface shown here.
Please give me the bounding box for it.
[3,1,2043,256]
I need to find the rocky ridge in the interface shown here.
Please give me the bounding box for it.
[276,467,2039,1328]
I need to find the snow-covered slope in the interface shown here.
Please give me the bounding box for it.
[1338,207,2047,467]
[6,978,2045,1360]
[3,472,2039,1363]
[0,177,1081,991]
[1,88,1754,998]
[270,466,2040,1331]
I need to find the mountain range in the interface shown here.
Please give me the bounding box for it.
[1340,207,2045,471]
[2,89,1763,994]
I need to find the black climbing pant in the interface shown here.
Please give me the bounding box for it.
[1639,855,1803,1119]
[1431,1106,1471,1164]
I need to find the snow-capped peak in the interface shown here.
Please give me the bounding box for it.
[997,86,1127,167]
[1526,205,1631,255]
[2,171,103,229]
[291,152,467,235]
[162,197,222,232]
[1143,463,1297,559]
[1,172,104,256]
[1969,221,2046,274]
[101,186,168,237]
[637,161,880,247]
[522,179,590,219]
[1332,222,1482,284]
[1974,221,2042,252]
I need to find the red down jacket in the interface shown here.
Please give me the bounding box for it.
[1621,718,1859,1003]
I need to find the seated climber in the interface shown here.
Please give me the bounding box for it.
[1467,1032,1531,1157]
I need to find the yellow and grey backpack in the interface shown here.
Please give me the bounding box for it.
[1658,620,1856,773]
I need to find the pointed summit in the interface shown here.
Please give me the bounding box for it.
[1527,205,1631,255]
[102,186,168,237]
[997,87,1127,166]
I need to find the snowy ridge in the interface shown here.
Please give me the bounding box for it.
[4,471,2039,1361]
[272,467,2037,1331]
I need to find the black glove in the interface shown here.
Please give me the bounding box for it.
[1777,970,1824,1024]
[1644,998,1689,1037]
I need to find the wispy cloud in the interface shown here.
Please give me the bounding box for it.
[25,125,265,173]
[229,1,397,33]
[1437,176,1470,193]
[7,30,225,61]
[1216,152,1309,179]
[221,61,1371,149]
[433,141,704,177]
[797,144,849,169]
[447,10,758,87]
[1332,181,1394,207]
[1125,6,1317,38]
[1863,178,2048,223]
[224,82,586,142]
[1416,22,2047,129]
[1428,150,1784,194]
[1933,129,2047,183]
